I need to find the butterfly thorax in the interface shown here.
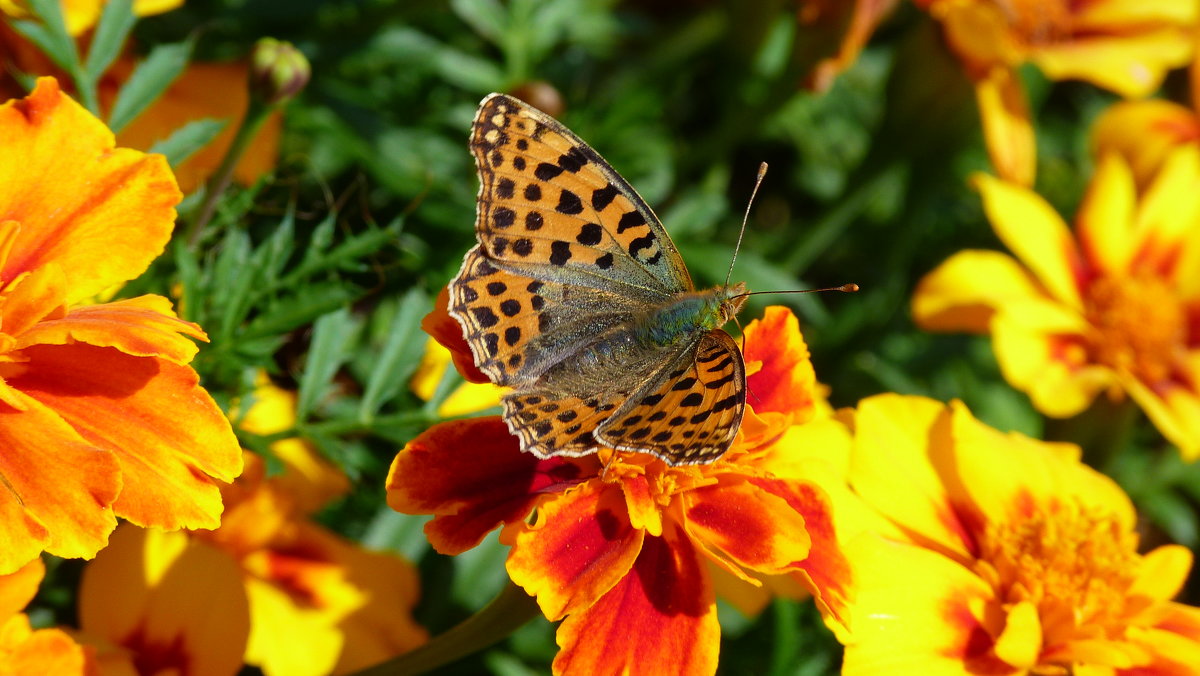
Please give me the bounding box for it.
[637,283,748,348]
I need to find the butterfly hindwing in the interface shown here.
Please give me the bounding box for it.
[470,94,692,298]
[595,330,746,465]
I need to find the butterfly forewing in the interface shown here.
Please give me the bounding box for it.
[595,331,746,465]
[468,94,692,296]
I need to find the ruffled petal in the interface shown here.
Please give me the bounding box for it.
[78,526,249,676]
[975,67,1036,186]
[0,558,42,617]
[740,306,818,443]
[552,524,717,676]
[16,295,205,364]
[0,615,89,676]
[1129,545,1193,602]
[10,344,242,530]
[849,394,977,559]
[504,480,642,621]
[0,390,119,572]
[841,535,1005,676]
[683,474,811,576]
[974,172,1085,309]
[1031,30,1193,98]
[422,286,490,384]
[991,308,1113,417]
[912,250,1045,333]
[1089,99,1199,190]
[0,78,180,302]
[1077,153,1137,277]
[385,417,590,555]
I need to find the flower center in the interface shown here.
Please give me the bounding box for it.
[992,0,1073,44]
[1083,274,1186,385]
[977,502,1139,651]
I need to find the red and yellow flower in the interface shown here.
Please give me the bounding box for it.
[0,77,241,574]
[76,377,428,676]
[388,304,852,675]
[913,148,1200,458]
[799,0,1197,185]
[829,394,1200,674]
[1,559,93,674]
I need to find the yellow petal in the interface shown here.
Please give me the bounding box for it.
[1032,30,1193,98]
[912,250,1044,333]
[974,172,1084,309]
[993,600,1042,669]
[975,67,1036,186]
[991,309,1112,417]
[1089,99,1199,190]
[1129,545,1193,602]
[1077,153,1137,276]
[1121,371,1200,460]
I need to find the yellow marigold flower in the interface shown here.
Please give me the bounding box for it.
[0,77,242,574]
[0,559,92,674]
[834,394,1200,674]
[913,148,1200,458]
[0,0,181,36]
[77,377,427,676]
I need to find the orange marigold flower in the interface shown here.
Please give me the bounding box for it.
[832,394,1200,674]
[387,305,852,675]
[78,378,427,676]
[0,77,241,574]
[0,558,93,674]
[913,149,1200,458]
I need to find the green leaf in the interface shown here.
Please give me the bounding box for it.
[10,0,78,75]
[450,0,507,44]
[107,39,194,133]
[148,118,228,168]
[84,0,136,82]
[359,288,432,420]
[147,118,226,168]
[242,284,363,339]
[297,308,362,421]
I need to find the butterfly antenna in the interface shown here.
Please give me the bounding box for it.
[734,284,860,299]
[725,162,769,288]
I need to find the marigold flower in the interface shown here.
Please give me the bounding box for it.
[797,0,901,91]
[77,378,427,676]
[0,77,241,574]
[800,0,1198,185]
[913,147,1200,458]
[830,394,1200,674]
[0,559,92,675]
[387,305,852,675]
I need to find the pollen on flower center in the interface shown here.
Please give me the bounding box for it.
[978,503,1139,646]
[993,0,1073,44]
[1084,275,1186,384]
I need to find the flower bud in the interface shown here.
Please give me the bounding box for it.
[249,38,310,105]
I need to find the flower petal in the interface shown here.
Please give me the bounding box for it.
[1120,372,1200,460]
[1134,144,1200,284]
[1031,30,1193,98]
[11,343,241,530]
[17,295,206,364]
[504,480,642,621]
[993,600,1041,669]
[385,417,590,555]
[1077,153,1137,277]
[684,475,811,576]
[841,535,1005,675]
[78,526,249,676]
[974,172,1085,309]
[991,309,1113,417]
[0,558,43,617]
[0,390,119,572]
[912,249,1044,333]
[0,615,89,676]
[1090,99,1199,190]
[801,0,902,91]
[552,524,717,676]
[0,78,181,302]
[422,286,490,384]
[1129,545,1193,602]
[975,67,1036,186]
[849,394,976,559]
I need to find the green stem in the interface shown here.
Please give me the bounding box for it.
[184,97,272,246]
[350,581,542,676]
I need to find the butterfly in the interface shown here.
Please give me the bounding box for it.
[448,93,748,466]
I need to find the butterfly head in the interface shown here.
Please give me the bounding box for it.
[717,282,749,326]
